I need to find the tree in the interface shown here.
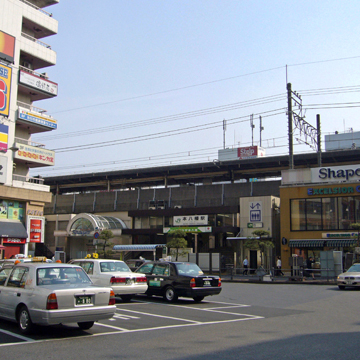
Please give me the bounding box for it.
[98,229,114,259]
[244,229,274,268]
[167,229,189,261]
[350,223,360,247]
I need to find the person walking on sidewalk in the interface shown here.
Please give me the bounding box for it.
[276,256,284,276]
[243,256,249,275]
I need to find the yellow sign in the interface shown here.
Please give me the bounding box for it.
[0,64,12,117]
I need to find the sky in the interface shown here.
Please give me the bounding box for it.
[31,0,360,178]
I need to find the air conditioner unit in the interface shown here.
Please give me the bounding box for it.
[40,72,49,79]
[157,200,167,209]
[23,61,31,69]
[174,205,182,209]
[149,200,156,210]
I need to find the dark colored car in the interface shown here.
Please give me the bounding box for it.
[125,259,149,272]
[135,261,221,302]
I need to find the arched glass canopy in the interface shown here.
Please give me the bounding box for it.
[67,213,127,236]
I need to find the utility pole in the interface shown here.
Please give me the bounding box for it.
[259,116,264,147]
[317,114,322,167]
[250,114,255,146]
[287,83,294,169]
[223,119,226,149]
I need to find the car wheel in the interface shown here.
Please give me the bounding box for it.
[338,285,346,290]
[164,286,178,302]
[18,306,34,334]
[121,295,132,302]
[78,321,95,330]
[193,296,204,302]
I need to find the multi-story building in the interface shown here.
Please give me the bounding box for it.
[0,0,58,259]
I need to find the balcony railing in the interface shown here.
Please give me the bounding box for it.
[15,137,45,149]
[21,32,52,49]
[13,174,45,185]
[19,0,53,17]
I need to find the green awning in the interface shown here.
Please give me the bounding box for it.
[288,239,325,248]
[326,239,358,247]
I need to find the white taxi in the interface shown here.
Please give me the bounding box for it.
[68,259,148,302]
[0,262,116,334]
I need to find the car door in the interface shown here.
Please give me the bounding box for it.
[149,263,171,295]
[1,266,30,320]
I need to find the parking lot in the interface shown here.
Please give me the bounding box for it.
[0,295,267,346]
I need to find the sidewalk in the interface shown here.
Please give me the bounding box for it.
[220,272,337,285]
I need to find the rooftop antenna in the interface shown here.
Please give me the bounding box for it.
[250,114,255,146]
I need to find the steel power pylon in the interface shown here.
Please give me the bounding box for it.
[287,83,321,169]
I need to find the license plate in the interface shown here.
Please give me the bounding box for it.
[76,296,91,305]
[347,280,353,285]
[126,279,134,285]
[204,280,211,286]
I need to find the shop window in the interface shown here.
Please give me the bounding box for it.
[291,199,306,230]
[306,198,322,230]
[339,196,355,229]
[322,197,338,230]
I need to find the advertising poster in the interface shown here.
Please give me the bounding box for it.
[0,64,12,117]
[29,218,42,243]
[0,200,7,219]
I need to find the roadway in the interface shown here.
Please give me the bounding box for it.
[0,282,358,359]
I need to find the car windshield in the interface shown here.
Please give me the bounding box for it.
[100,261,131,272]
[346,264,360,273]
[37,266,92,285]
[176,263,204,276]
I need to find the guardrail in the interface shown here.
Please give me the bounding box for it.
[221,266,339,283]
[13,174,44,185]
[21,32,51,49]
[19,0,53,17]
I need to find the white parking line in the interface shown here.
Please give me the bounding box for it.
[0,329,35,343]
[117,308,201,323]
[113,313,140,320]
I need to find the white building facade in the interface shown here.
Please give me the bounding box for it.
[0,0,58,258]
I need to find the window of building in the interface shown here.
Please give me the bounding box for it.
[291,196,360,231]
[0,200,25,221]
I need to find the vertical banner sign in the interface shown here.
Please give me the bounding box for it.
[0,64,12,117]
[0,123,9,152]
[30,218,42,243]
[249,201,262,222]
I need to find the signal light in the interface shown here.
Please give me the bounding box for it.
[218,278,222,287]
[110,277,126,284]
[46,293,58,310]
[136,277,147,283]
[109,290,116,305]
[190,278,196,288]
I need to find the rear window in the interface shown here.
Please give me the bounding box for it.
[37,266,92,286]
[100,261,130,272]
[176,263,204,276]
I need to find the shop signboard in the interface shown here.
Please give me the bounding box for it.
[0,156,7,184]
[163,226,212,233]
[173,215,208,226]
[19,70,58,96]
[14,142,55,166]
[18,106,57,129]
[27,217,44,243]
[0,63,12,117]
[311,164,360,184]
[0,123,8,152]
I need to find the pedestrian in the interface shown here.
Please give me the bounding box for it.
[243,256,249,275]
[276,256,284,276]
[306,257,315,279]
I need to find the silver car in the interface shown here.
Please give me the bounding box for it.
[69,259,148,302]
[337,263,360,290]
[0,262,116,334]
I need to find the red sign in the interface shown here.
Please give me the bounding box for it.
[30,219,42,243]
[2,237,26,244]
